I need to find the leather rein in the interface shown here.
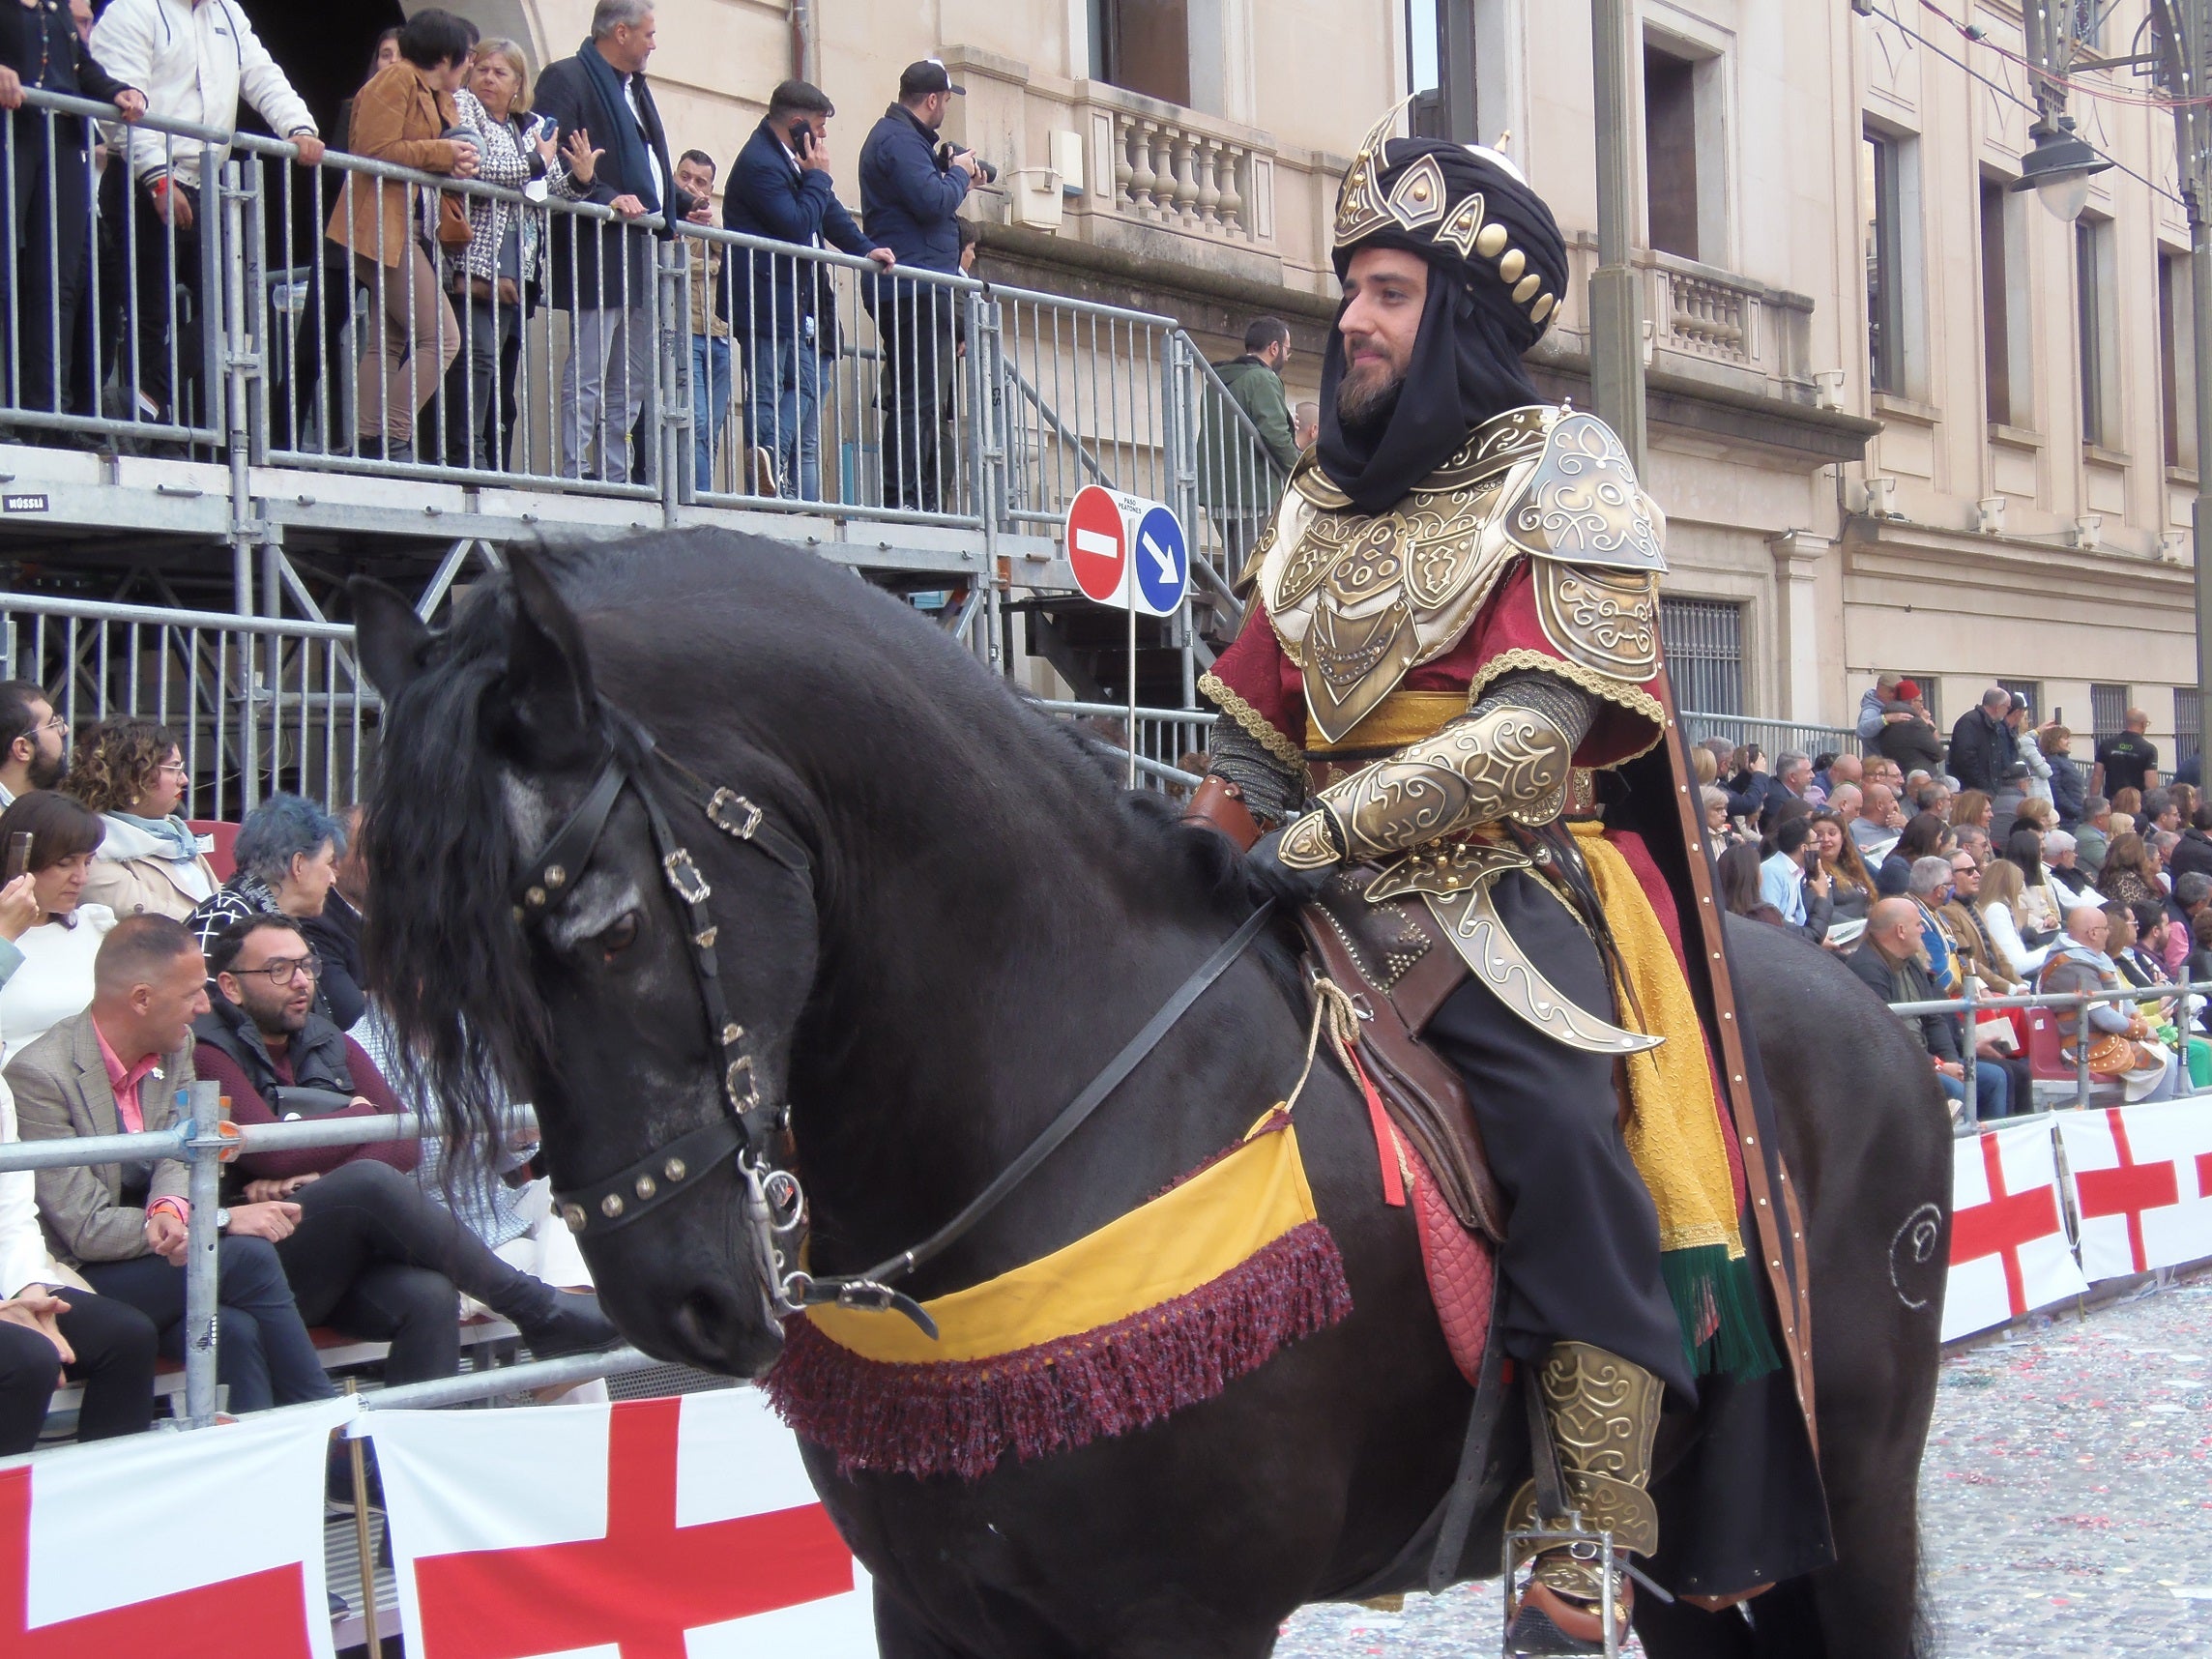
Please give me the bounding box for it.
[512,706,1276,1338]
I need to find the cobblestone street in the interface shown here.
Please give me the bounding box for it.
[1276,1275,2212,1656]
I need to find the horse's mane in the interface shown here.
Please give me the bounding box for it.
[361,531,1302,1165]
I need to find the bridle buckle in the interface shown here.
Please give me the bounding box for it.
[662,848,712,905]
[708,788,765,841]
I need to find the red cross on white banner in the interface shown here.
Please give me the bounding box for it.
[371,1386,876,1659]
[2071,1109,2179,1275]
[2058,1099,2212,1283]
[1943,1121,2087,1341]
[0,1395,347,1658]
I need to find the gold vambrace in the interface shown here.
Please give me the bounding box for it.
[1277,700,1573,869]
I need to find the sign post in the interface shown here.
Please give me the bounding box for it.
[1062,486,1189,786]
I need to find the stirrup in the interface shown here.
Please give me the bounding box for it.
[1503,1518,1629,1657]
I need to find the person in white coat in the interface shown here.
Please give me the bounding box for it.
[86,0,325,426]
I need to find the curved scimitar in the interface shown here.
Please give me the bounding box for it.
[1424,882,1664,1055]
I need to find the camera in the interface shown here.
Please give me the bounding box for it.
[938,141,998,185]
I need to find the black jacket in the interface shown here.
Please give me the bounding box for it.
[192,995,357,1102]
[1947,707,2015,794]
[532,44,699,310]
[1,0,134,144]
[2169,827,2212,887]
[1846,944,1960,1062]
[299,890,366,1032]
[1877,714,1945,775]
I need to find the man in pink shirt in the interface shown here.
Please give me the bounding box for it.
[8,916,333,1412]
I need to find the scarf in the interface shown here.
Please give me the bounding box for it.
[572,39,659,215]
[111,810,201,866]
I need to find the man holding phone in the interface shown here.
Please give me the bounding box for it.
[722,78,893,502]
[0,681,66,807]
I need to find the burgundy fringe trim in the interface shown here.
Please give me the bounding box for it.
[762,1218,1354,1481]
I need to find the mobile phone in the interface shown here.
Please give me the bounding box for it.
[791,121,816,159]
[4,832,32,883]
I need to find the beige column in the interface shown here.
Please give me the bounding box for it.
[1766,530,1830,723]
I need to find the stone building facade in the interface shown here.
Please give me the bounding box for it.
[423,0,2200,759]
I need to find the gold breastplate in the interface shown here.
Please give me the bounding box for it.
[1257,405,1666,745]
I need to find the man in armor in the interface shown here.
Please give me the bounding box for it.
[1189,116,1825,1652]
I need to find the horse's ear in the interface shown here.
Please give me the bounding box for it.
[347,577,434,702]
[493,550,598,763]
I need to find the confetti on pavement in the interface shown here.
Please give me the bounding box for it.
[1276,1276,2212,1655]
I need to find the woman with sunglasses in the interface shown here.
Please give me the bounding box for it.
[67,720,220,922]
[0,792,115,1064]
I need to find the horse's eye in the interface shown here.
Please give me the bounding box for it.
[597,912,641,961]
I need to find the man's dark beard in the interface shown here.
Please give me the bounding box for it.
[1335,361,1404,430]
[25,749,63,792]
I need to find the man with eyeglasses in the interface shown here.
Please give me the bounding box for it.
[0,681,66,806]
[190,916,619,1383]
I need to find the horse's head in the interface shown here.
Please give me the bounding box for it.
[352,553,818,1378]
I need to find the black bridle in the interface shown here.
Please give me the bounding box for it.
[512,706,1275,1339]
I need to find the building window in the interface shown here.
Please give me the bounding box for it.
[1998,679,2042,717]
[1863,128,1921,397]
[1644,44,1702,260]
[2091,683,2131,749]
[1406,0,1479,143]
[1659,597,1743,715]
[1091,0,1190,106]
[2162,247,2196,471]
[2177,687,2201,773]
[2077,215,2118,449]
[1980,176,2028,427]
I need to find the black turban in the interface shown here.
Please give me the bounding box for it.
[1317,138,1570,515]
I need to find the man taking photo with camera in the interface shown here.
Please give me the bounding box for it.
[859,58,982,511]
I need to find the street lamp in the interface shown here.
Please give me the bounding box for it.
[2011,116,2114,222]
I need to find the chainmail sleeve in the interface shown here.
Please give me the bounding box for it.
[1207,725,1307,829]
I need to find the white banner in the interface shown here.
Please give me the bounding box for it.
[2055,1099,2212,1281]
[366,1385,874,1659]
[1942,1119,2089,1341]
[0,1396,350,1658]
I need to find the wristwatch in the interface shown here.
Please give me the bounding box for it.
[214,1208,231,1234]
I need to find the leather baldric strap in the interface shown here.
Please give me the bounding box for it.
[1649,666,1819,1453]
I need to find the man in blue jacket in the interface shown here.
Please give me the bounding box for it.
[723,79,893,502]
[859,59,982,510]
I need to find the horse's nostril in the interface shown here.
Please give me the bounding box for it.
[672,1289,730,1358]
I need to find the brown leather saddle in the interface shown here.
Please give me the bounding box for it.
[1296,867,1505,1242]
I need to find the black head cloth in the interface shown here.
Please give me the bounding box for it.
[1317,110,1569,514]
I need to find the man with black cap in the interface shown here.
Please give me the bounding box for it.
[1186,110,1828,1651]
[859,59,982,510]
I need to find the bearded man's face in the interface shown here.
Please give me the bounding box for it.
[1335,247,1428,426]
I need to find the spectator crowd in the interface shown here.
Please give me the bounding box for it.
[0,4,1093,511]
[1703,671,2212,1127]
[0,682,617,1470]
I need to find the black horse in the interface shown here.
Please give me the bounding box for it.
[351,533,1951,1658]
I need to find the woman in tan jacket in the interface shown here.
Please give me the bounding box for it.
[65,719,219,922]
[326,12,481,461]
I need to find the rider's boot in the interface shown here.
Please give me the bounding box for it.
[1502,1342,1663,1656]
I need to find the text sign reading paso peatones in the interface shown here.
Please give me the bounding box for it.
[1062,485,1188,617]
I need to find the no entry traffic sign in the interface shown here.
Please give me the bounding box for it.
[1066,485,1128,605]
[1062,486,1188,617]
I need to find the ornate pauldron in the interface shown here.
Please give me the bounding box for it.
[1259,406,1666,744]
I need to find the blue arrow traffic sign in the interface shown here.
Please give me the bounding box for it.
[1131,504,1188,618]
